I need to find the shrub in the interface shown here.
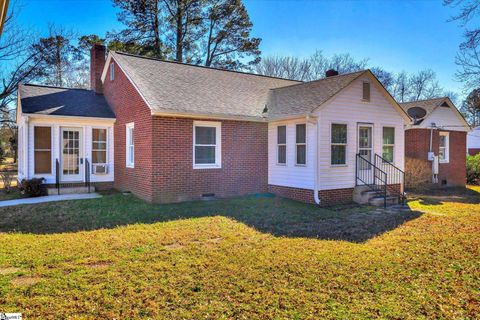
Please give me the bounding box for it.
[0,169,14,193]
[19,178,45,197]
[405,157,432,190]
[466,154,480,185]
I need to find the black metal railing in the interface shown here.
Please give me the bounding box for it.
[85,158,91,193]
[374,154,405,204]
[55,158,60,195]
[356,154,388,207]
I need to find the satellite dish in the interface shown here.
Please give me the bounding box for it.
[407,107,427,121]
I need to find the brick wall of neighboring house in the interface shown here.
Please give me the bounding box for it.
[151,117,268,203]
[268,185,354,206]
[468,148,480,156]
[405,128,466,187]
[102,58,154,202]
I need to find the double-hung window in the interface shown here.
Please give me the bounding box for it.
[382,127,395,163]
[331,124,347,165]
[439,132,449,163]
[34,126,52,174]
[193,121,221,168]
[277,125,286,165]
[126,123,134,168]
[92,128,107,165]
[296,124,306,165]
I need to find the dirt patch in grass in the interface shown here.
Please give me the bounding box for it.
[83,261,112,269]
[10,276,42,287]
[164,243,185,250]
[0,267,19,275]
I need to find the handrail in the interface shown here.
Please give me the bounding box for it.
[356,154,388,207]
[55,158,60,195]
[374,154,405,204]
[85,158,91,193]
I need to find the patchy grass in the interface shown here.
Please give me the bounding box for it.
[0,188,22,201]
[0,189,478,319]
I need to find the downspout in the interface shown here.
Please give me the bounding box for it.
[307,114,320,205]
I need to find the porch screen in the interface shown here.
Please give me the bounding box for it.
[34,126,51,174]
[92,128,107,164]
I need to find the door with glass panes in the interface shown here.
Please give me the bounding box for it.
[357,124,374,184]
[60,128,83,181]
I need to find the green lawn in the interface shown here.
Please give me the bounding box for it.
[0,188,478,319]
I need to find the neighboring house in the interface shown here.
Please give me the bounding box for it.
[467,126,480,156]
[400,97,470,186]
[16,44,431,206]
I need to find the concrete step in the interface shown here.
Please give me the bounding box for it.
[368,196,399,207]
[47,186,95,196]
[353,185,383,204]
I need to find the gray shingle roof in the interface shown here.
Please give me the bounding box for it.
[19,84,115,118]
[399,97,447,119]
[112,52,300,120]
[266,71,367,120]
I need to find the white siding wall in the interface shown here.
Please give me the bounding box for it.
[467,126,480,149]
[316,75,405,190]
[268,75,406,192]
[418,106,469,132]
[24,116,115,184]
[268,120,316,189]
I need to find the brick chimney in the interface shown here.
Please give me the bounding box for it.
[90,44,106,94]
[325,69,339,77]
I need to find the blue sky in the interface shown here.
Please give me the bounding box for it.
[16,0,465,94]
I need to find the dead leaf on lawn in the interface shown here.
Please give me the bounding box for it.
[164,243,184,250]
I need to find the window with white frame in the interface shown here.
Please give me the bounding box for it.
[34,126,52,174]
[193,121,221,168]
[439,132,449,163]
[296,124,306,165]
[126,123,134,168]
[110,62,115,81]
[92,128,107,165]
[331,124,347,165]
[382,127,395,163]
[277,125,286,164]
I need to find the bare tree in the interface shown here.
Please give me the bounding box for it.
[409,69,443,101]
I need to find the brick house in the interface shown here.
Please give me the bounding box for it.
[15,45,469,206]
[400,98,470,186]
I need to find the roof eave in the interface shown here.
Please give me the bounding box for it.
[150,110,266,122]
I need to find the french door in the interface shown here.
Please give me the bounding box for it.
[60,128,83,182]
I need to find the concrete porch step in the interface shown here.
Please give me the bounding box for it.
[47,186,95,196]
[369,196,399,207]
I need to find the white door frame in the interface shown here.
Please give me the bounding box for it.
[60,127,83,182]
[357,123,374,184]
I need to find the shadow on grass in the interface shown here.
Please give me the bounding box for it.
[0,192,423,242]
[407,186,480,206]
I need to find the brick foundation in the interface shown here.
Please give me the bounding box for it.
[268,185,354,206]
[44,181,114,191]
[468,148,480,156]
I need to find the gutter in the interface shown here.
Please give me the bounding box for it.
[306,114,320,205]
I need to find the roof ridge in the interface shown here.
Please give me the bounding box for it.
[271,69,368,91]
[22,83,90,91]
[114,51,302,83]
[400,97,447,105]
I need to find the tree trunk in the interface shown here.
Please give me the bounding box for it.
[56,42,62,87]
[175,2,183,62]
[153,2,162,58]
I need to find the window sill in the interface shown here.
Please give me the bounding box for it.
[330,164,348,168]
[439,160,449,164]
[295,164,307,167]
[126,165,134,169]
[193,164,221,170]
[276,163,287,166]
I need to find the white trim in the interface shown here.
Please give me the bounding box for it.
[295,123,307,166]
[25,113,116,123]
[126,122,135,168]
[382,126,395,163]
[276,125,287,165]
[439,131,450,163]
[362,81,371,102]
[330,122,348,165]
[33,125,53,176]
[193,120,221,169]
[152,110,266,122]
[91,127,109,172]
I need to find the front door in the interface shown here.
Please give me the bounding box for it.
[358,124,374,183]
[60,128,83,182]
